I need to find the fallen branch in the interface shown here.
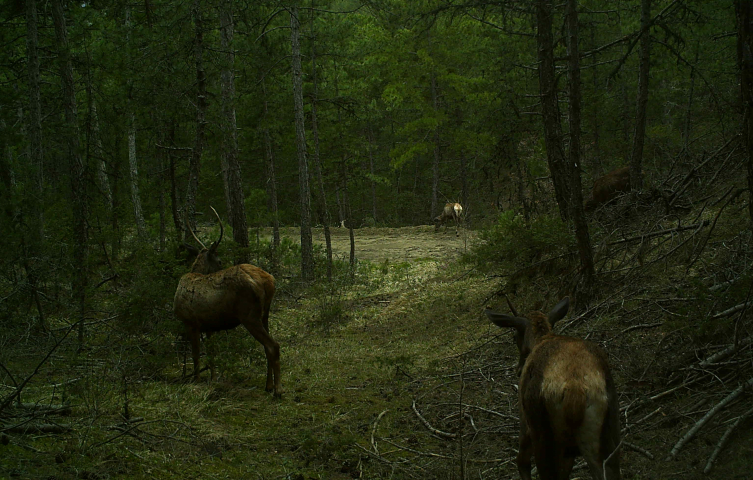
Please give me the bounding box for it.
[624,441,654,460]
[412,400,456,439]
[703,404,753,474]
[699,336,753,367]
[620,322,663,335]
[606,221,709,247]
[666,377,753,461]
[2,422,73,434]
[711,302,753,320]
[371,409,388,455]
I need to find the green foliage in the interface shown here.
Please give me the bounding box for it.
[470,210,573,270]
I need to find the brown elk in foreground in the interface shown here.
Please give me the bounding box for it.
[434,202,463,236]
[584,166,631,212]
[485,297,621,480]
[174,207,282,397]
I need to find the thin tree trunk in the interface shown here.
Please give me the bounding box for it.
[125,6,146,239]
[430,70,440,219]
[220,0,249,264]
[309,9,333,280]
[53,0,88,348]
[128,111,147,239]
[684,45,699,151]
[368,124,378,223]
[166,123,182,242]
[90,93,112,208]
[536,0,570,220]
[736,0,753,225]
[290,6,314,280]
[185,0,207,239]
[630,0,651,191]
[261,81,280,257]
[566,0,595,292]
[26,0,44,242]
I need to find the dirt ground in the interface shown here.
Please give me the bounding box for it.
[271,225,476,263]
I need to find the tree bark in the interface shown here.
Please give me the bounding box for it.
[220,0,249,264]
[261,81,280,261]
[25,0,44,243]
[536,0,571,220]
[566,0,595,292]
[53,0,88,348]
[630,0,650,191]
[309,10,333,280]
[735,0,753,225]
[430,69,441,219]
[368,124,378,223]
[90,93,112,209]
[127,111,147,239]
[290,6,314,281]
[185,0,207,240]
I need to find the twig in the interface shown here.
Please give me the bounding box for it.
[686,188,744,272]
[1,422,73,434]
[711,302,753,320]
[699,336,753,367]
[412,400,457,439]
[666,377,753,461]
[624,441,654,460]
[620,322,662,335]
[606,221,709,246]
[703,404,753,474]
[371,409,388,454]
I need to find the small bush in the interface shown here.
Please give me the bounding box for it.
[469,210,573,270]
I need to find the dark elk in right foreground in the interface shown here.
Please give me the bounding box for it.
[584,166,631,212]
[485,297,621,480]
[434,202,463,236]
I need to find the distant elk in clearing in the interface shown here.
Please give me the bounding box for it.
[584,166,631,212]
[434,202,463,236]
[174,207,282,397]
[485,297,621,480]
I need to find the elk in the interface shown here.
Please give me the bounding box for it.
[584,166,631,212]
[485,297,621,480]
[434,202,463,236]
[174,207,282,397]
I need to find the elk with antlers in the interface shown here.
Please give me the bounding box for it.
[434,202,463,236]
[485,297,621,480]
[174,207,282,396]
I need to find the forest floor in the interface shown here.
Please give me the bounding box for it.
[3,220,753,479]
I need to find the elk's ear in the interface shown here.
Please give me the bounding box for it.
[548,297,570,327]
[485,309,528,336]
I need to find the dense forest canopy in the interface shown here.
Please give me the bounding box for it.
[2,0,753,478]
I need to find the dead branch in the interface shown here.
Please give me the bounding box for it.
[703,404,753,474]
[620,322,663,335]
[711,302,753,320]
[666,377,753,461]
[412,400,457,439]
[1,422,73,434]
[606,221,709,247]
[371,409,388,454]
[699,336,753,367]
[686,188,744,272]
[623,441,654,460]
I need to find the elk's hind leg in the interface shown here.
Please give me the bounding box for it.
[242,307,282,397]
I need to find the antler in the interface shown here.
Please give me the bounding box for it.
[185,210,207,250]
[504,294,519,317]
[209,206,223,251]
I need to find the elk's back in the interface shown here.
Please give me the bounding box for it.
[520,336,611,446]
[174,264,274,331]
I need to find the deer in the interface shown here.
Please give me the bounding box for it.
[174,207,282,397]
[434,202,463,236]
[584,166,631,212]
[484,297,621,480]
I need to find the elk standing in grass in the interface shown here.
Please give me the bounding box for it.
[174,207,282,397]
[434,202,463,236]
[485,297,621,480]
[584,166,631,212]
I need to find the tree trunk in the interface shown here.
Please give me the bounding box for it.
[368,124,378,223]
[26,0,44,243]
[630,0,650,191]
[220,0,249,264]
[166,123,182,242]
[53,0,88,348]
[430,70,440,219]
[261,81,280,261]
[290,6,314,281]
[536,0,571,220]
[309,10,333,280]
[736,0,753,225]
[185,0,207,239]
[128,111,147,239]
[566,0,595,292]
[90,94,112,209]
